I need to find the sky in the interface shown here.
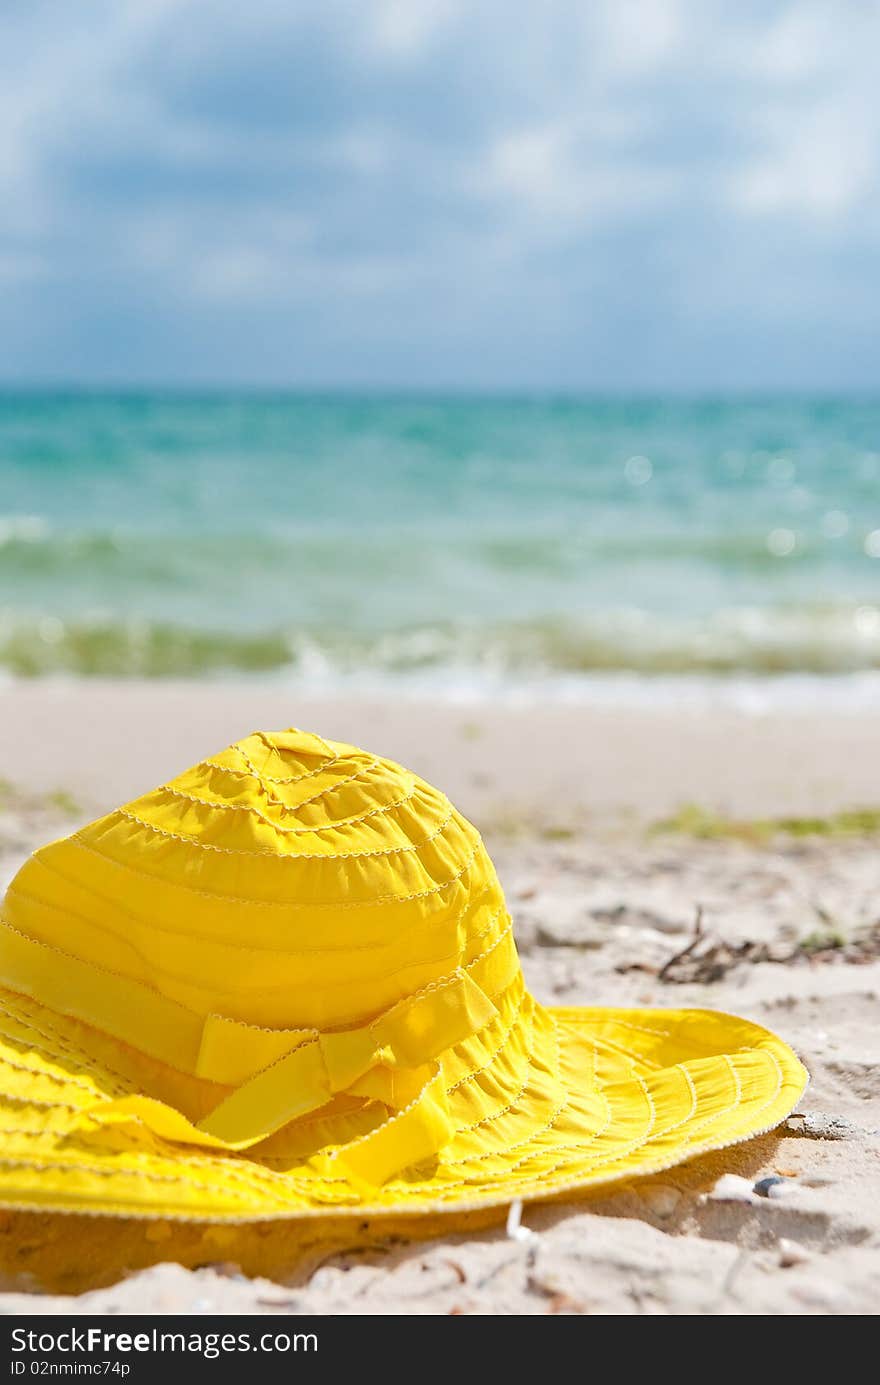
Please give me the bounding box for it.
[1,0,878,391]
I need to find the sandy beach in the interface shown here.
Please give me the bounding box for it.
[0,680,878,1315]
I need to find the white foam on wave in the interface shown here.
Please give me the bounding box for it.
[276,660,880,714]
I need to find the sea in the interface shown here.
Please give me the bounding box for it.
[2,390,880,708]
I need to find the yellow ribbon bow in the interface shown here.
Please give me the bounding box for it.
[0,915,517,1187]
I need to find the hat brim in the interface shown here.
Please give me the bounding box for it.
[0,984,806,1221]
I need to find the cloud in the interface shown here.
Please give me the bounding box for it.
[0,0,878,387]
[731,98,878,219]
[368,0,463,59]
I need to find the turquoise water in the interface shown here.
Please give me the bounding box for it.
[2,391,880,692]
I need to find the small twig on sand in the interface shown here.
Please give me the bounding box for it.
[444,1258,467,1284]
[657,906,705,982]
[717,1247,750,1308]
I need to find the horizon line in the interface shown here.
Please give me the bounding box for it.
[1,382,880,402]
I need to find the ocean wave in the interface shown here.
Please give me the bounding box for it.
[0,520,873,573]
[2,606,880,680]
[6,392,880,698]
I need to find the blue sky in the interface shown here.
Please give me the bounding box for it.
[1,0,878,390]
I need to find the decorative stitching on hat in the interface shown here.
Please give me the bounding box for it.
[475,1095,612,1188]
[0,918,213,1049]
[0,912,456,1097]
[600,1015,672,1040]
[440,1023,623,1184]
[154,776,420,839]
[158,775,441,840]
[660,1054,769,1153]
[89,1048,786,1198]
[0,907,514,1119]
[516,1061,688,1183]
[634,1072,657,1141]
[114,802,460,863]
[262,755,383,810]
[89,1120,352,1198]
[0,1087,82,1114]
[70,829,488,910]
[3,997,787,1202]
[473,1046,774,1192]
[446,1042,784,1196]
[724,1051,743,1108]
[598,1013,673,1041]
[0,1111,354,1202]
[254,965,524,1157]
[0,1148,360,1207]
[210,945,521,1173]
[450,1029,611,1187]
[1,997,787,1202]
[258,985,527,1143]
[0,1041,764,1207]
[0,1048,106,1103]
[585,1031,666,1073]
[677,1051,781,1148]
[1,891,471,1021]
[388,920,512,1018]
[0,1032,796,1208]
[14,848,502,956]
[197,750,394,819]
[437,1014,567,1172]
[202,745,340,786]
[321,1064,444,1171]
[200,916,514,1062]
[240,746,340,784]
[666,1063,699,1135]
[446,979,526,1094]
[444,999,539,1139]
[0,1151,261,1201]
[0,995,134,1095]
[9,1107,363,1197]
[243,755,398,817]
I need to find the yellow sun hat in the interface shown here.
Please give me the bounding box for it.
[0,728,806,1221]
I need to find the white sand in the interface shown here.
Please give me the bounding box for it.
[4,677,880,822]
[0,681,878,1315]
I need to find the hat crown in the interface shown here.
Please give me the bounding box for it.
[2,729,508,1035]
